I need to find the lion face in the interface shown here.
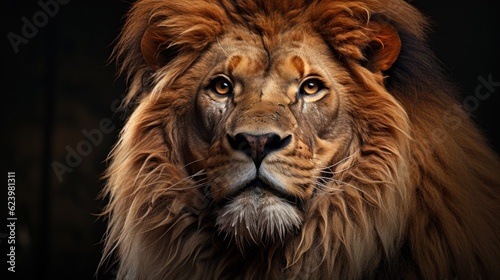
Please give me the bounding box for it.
[187,28,357,245]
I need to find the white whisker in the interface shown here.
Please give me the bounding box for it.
[314,152,359,173]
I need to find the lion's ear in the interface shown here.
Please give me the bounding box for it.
[365,20,401,72]
[140,26,174,71]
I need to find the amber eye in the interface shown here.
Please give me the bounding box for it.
[300,79,324,95]
[211,76,233,96]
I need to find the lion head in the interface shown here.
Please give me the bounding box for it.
[102,0,500,279]
[197,17,408,247]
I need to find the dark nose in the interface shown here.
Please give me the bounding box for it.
[227,133,292,166]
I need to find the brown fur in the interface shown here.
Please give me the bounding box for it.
[101,0,500,279]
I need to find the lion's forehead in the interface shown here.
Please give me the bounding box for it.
[227,54,307,83]
[218,30,329,81]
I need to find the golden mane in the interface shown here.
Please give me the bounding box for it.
[101,0,500,279]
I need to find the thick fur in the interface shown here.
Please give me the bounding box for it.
[101,0,500,279]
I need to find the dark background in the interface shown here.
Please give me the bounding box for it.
[1,1,498,279]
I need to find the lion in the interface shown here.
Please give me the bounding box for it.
[100,0,500,279]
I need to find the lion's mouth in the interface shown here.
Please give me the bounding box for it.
[219,178,300,208]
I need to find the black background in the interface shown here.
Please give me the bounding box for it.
[1,1,498,279]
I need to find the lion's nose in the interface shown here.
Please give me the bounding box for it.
[227,133,292,166]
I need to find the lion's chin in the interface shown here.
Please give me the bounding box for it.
[215,186,303,248]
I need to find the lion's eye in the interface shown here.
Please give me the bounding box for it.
[300,79,324,95]
[210,76,233,96]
